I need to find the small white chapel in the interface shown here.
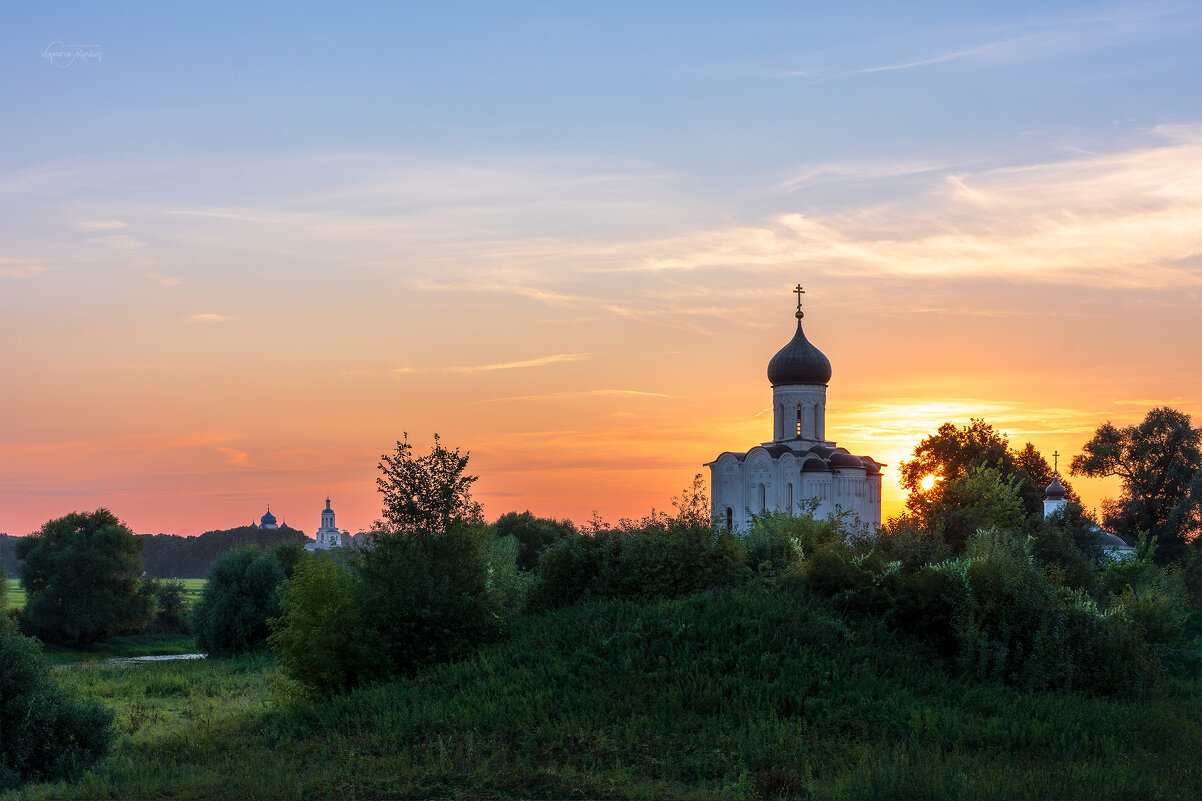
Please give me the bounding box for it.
[707,285,883,531]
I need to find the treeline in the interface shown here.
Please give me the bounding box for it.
[0,533,18,575]
[136,526,308,578]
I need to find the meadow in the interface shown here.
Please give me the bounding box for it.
[4,578,22,611]
[7,587,1200,800]
[3,578,205,614]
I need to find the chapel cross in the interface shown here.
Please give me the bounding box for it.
[794,283,805,318]
[1053,450,1059,474]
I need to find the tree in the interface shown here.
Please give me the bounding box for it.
[15,509,154,644]
[375,433,484,537]
[1072,407,1202,561]
[1,567,113,788]
[192,543,302,656]
[493,511,576,571]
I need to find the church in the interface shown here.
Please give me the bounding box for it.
[305,497,354,551]
[707,286,883,531]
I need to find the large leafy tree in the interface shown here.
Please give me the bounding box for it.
[15,509,153,644]
[899,419,1071,528]
[375,433,484,537]
[1071,407,1202,561]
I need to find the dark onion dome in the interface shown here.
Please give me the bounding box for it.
[767,320,832,387]
[260,508,277,525]
[1044,475,1067,501]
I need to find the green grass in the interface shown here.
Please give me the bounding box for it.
[7,587,1202,800]
[6,577,25,610]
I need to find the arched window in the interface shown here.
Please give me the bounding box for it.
[786,482,794,510]
[725,507,733,530]
[814,405,821,439]
[758,483,766,510]
[796,404,803,437]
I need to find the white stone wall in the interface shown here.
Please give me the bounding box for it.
[709,451,882,533]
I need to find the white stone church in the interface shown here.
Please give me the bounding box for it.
[707,286,883,531]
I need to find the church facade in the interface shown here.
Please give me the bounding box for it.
[707,287,883,531]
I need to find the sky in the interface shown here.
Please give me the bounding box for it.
[1,1,1200,536]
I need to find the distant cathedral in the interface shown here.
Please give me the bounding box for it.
[707,286,883,531]
[251,506,281,530]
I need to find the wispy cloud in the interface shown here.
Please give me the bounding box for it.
[75,219,126,231]
[393,353,590,376]
[795,2,1193,83]
[0,257,46,278]
[189,313,229,322]
[471,389,670,404]
[91,234,145,250]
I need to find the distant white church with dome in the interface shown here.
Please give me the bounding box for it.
[707,286,883,531]
[305,497,354,551]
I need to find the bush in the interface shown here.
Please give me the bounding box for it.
[269,555,365,696]
[492,510,576,571]
[526,521,747,610]
[0,570,113,788]
[193,544,300,656]
[148,580,191,634]
[353,523,502,678]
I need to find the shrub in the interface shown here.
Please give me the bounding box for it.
[193,544,300,656]
[493,511,576,570]
[148,580,191,634]
[269,555,365,696]
[353,522,502,678]
[527,521,747,610]
[0,569,113,788]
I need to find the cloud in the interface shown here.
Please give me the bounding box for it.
[611,126,1202,290]
[471,389,670,404]
[75,219,126,231]
[91,234,145,250]
[216,447,252,467]
[798,2,1192,83]
[393,353,590,376]
[189,313,229,322]
[0,257,46,278]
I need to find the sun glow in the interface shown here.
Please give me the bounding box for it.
[920,474,938,492]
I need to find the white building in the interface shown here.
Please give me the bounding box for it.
[707,286,883,531]
[305,497,353,551]
[1042,474,1134,560]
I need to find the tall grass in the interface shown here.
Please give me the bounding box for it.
[9,587,1201,800]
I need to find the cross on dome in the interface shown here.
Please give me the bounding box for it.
[794,283,805,319]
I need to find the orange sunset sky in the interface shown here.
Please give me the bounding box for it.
[2,3,1201,537]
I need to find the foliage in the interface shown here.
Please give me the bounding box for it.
[353,521,502,680]
[1072,406,1202,561]
[0,568,114,789]
[486,533,530,620]
[15,509,154,644]
[148,580,191,634]
[136,526,307,579]
[900,419,1074,528]
[10,594,1202,801]
[922,466,1027,552]
[192,544,301,656]
[526,519,747,610]
[374,433,483,536]
[269,555,365,697]
[492,510,576,571]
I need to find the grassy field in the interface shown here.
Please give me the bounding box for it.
[4,578,205,614]
[6,577,25,610]
[7,588,1201,800]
